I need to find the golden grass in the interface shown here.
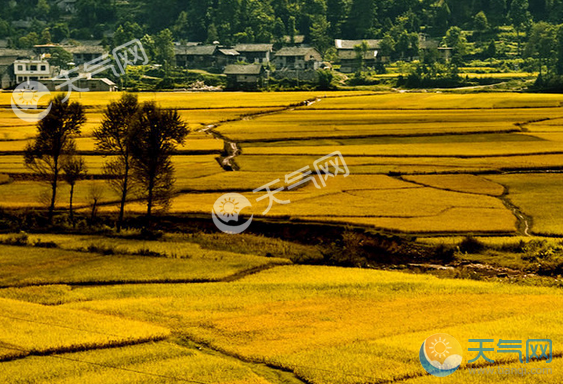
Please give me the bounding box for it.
[58,265,563,384]
[403,174,506,196]
[0,297,170,361]
[309,93,563,110]
[0,341,273,384]
[217,108,556,141]
[0,244,289,287]
[487,173,563,235]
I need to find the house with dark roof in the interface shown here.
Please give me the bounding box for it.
[43,77,117,92]
[233,44,273,64]
[0,49,34,88]
[175,45,218,69]
[273,47,322,70]
[224,64,265,90]
[65,45,107,65]
[335,39,381,73]
[216,48,240,68]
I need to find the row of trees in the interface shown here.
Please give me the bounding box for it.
[0,0,560,53]
[24,94,189,228]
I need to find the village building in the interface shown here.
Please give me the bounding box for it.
[233,44,273,64]
[14,59,52,83]
[43,77,117,92]
[335,39,381,73]
[273,47,322,70]
[224,64,265,90]
[175,45,218,69]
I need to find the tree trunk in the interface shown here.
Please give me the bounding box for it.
[117,163,129,232]
[147,176,154,219]
[49,159,58,223]
[69,183,74,225]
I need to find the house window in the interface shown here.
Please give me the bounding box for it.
[30,65,37,71]
[40,65,46,71]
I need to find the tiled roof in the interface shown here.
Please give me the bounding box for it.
[175,45,217,56]
[335,39,381,50]
[274,47,319,56]
[224,64,263,75]
[234,44,273,52]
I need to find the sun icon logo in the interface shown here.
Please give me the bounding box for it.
[219,197,240,217]
[212,193,254,234]
[428,336,452,359]
[11,80,52,123]
[420,333,463,377]
[15,83,39,108]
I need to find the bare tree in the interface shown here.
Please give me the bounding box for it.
[129,102,189,218]
[23,95,86,222]
[88,178,104,222]
[62,154,87,224]
[93,93,139,231]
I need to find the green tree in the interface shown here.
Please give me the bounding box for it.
[445,26,467,64]
[35,0,50,18]
[525,22,557,75]
[48,47,73,69]
[310,15,332,56]
[354,40,369,72]
[327,0,348,37]
[173,11,190,40]
[24,95,86,222]
[473,11,489,32]
[51,23,69,42]
[288,16,297,44]
[93,93,140,231]
[40,28,52,44]
[346,0,377,38]
[317,69,334,90]
[207,23,219,43]
[509,0,532,56]
[485,39,497,58]
[380,33,395,58]
[130,102,189,218]
[154,29,175,68]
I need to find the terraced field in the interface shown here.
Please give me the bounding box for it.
[2,91,563,235]
[0,244,561,384]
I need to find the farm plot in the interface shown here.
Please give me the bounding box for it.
[0,244,289,288]
[487,173,563,236]
[0,297,169,361]
[53,265,563,384]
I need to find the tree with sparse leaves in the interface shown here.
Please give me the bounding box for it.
[24,95,86,222]
[93,93,140,231]
[62,155,87,224]
[129,102,189,218]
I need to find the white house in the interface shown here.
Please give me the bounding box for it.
[14,59,51,83]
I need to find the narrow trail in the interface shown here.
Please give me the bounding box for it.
[498,188,532,237]
[197,97,320,171]
[0,261,289,290]
[394,175,532,236]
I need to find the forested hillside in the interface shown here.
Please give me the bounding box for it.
[0,0,561,46]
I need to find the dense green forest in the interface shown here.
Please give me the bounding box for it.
[0,0,561,45]
[2,0,563,89]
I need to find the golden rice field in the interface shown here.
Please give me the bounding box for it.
[2,91,563,235]
[1,251,561,384]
